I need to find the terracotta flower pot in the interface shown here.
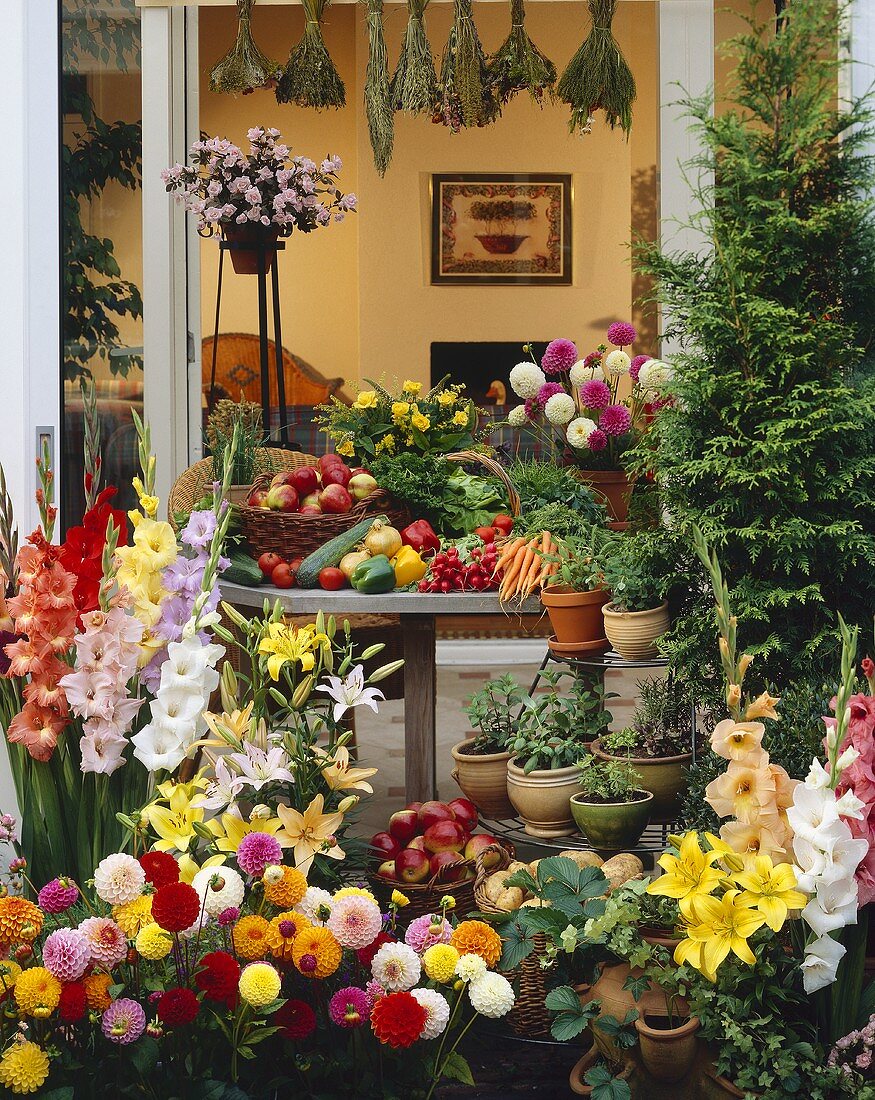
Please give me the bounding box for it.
[451,740,514,819]
[574,469,633,527]
[635,1013,700,1083]
[576,965,670,1063]
[227,484,251,505]
[592,738,691,823]
[568,1044,633,1097]
[223,223,280,275]
[569,790,653,850]
[540,586,609,648]
[602,601,671,660]
[506,759,579,838]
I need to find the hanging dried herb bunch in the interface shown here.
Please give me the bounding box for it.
[487,0,556,106]
[437,0,500,131]
[558,0,636,135]
[364,0,394,175]
[209,0,279,95]
[276,0,346,109]
[390,0,438,116]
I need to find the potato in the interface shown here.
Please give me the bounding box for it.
[600,854,644,891]
[507,861,531,876]
[558,850,604,869]
[528,858,542,874]
[520,897,550,908]
[495,887,524,912]
[484,870,514,903]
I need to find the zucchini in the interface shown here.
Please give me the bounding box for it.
[296,515,387,589]
[223,548,264,587]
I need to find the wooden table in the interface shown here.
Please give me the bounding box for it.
[220,583,540,802]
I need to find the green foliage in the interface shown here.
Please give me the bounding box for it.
[544,527,615,593]
[206,400,267,487]
[504,458,606,527]
[602,675,693,758]
[369,453,450,530]
[582,1061,632,1100]
[600,529,677,612]
[62,0,143,381]
[462,672,525,751]
[575,756,643,803]
[630,0,875,696]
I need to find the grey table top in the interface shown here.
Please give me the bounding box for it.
[219,580,542,616]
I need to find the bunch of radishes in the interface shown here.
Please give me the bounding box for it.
[247,453,379,517]
[417,539,501,593]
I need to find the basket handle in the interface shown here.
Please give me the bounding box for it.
[444,451,521,518]
[473,842,512,894]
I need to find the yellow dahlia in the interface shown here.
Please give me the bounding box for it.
[14,968,61,1016]
[135,923,173,961]
[266,911,311,961]
[0,898,43,945]
[238,962,281,1009]
[422,944,460,984]
[450,921,502,968]
[291,926,342,978]
[0,1041,50,1094]
[83,973,113,1011]
[113,895,154,938]
[0,961,21,995]
[232,915,272,960]
[263,865,307,909]
[333,886,377,904]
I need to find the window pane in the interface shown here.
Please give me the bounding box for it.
[60,0,143,529]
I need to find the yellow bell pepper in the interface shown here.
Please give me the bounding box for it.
[391,545,428,587]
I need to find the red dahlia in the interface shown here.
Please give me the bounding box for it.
[151,882,200,932]
[58,981,88,1022]
[195,951,240,1006]
[356,931,396,970]
[370,991,427,1049]
[273,999,317,1041]
[157,987,200,1027]
[139,851,180,889]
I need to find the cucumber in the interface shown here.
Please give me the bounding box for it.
[223,548,264,587]
[296,515,386,589]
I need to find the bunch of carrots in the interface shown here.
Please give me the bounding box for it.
[494,531,560,604]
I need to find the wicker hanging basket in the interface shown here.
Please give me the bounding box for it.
[443,450,522,517]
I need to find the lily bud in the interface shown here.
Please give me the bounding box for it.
[337,795,359,814]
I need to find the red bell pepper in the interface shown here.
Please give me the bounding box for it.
[401,519,441,556]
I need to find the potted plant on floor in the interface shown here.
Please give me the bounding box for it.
[541,527,615,654]
[600,533,671,659]
[570,757,653,850]
[506,668,615,837]
[451,673,524,818]
[592,676,693,823]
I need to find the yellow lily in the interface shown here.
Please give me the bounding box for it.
[745,692,781,722]
[732,855,807,932]
[317,745,378,794]
[178,852,226,885]
[208,807,289,854]
[258,622,330,682]
[201,704,256,751]
[147,784,207,853]
[276,795,345,874]
[685,890,766,978]
[647,831,724,919]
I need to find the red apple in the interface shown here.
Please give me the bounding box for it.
[424,820,467,854]
[247,489,268,508]
[257,552,283,578]
[406,836,427,852]
[290,466,319,497]
[429,851,467,882]
[405,802,423,814]
[301,492,322,509]
[266,484,299,513]
[388,809,419,844]
[448,798,479,834]
[395,848,430,884]
[322,464,351,488]
[371,831,402,862]
[319,453,344,477]
[299,506,322,516]
[348,472,378,501]
[376,860,397,881]
[270,471,297,488]
[464,834,502,869]
[418,801,455,831]
[319,484,352,515]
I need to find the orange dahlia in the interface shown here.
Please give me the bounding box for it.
[0,898,43,945]
[264,866,307,909]
[83,973,113,1011]
[266,911,311,961]
[450,920,502,967]
[14,967,62,1016]
[291,926,342,979]
[232,915,271,961]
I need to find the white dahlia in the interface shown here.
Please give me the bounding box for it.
[454,953,487,983]
[295,886,333,924]
[570,359,599,386]
[327,895,383,949]
[93,853,146,906]
[192,865,245,918]
[509,362,546,399]
[638,358,673,392]
[506,404,528,427]
[468,972,515,1018]
[411,988,451,1040]
[371,941,421,992]
[566,417,598,449]
[603,350,631,377]
[544,393,576,426]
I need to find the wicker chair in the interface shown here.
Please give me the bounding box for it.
[203,333,348,409]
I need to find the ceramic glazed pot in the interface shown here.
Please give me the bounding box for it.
[569,791,653,850]
[568,1044,632,1097]
[223,224,280,275]
[451,740,514,819]
[635,1014,700,1083]
[602,601,671,660]
[540,586,609,647]
[592,738,691,823]
[575,469,632,527]
[506,759,579,838]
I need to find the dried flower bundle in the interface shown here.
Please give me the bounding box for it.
[557,0,636,135]
[365,0,394,175]
[276,0,346,109]
[487,0,556,106]
[390,0,438,116]
[209,0,279,96]
[437,0,499,132]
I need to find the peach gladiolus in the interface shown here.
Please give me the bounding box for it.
[710,719,766,763]
[706,760,777,822]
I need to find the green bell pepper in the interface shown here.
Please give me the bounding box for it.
[350,554,396,594]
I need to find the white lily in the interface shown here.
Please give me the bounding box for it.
[200,757,244,810]
[800,934,847,994]
[315,664,385,723]
[229,743,294,791]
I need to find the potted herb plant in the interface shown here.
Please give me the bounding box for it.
[506,669,614,837]
[592,676,692,823]
[207,399,268,503]
[451,673,524,818]
[540,529,615,654]
[600,534,671,659]
[569,757,653,850]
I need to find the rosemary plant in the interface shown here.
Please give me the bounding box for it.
[390,0,438,115]
[364,0,394,175]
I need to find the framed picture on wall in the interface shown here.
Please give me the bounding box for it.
[431,173,573,286]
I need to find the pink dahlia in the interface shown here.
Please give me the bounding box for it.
[599,405,632,436]
[236,832,283,878]
[365,979,387,1007]
[102,997,147,1044]
[607,322,636,348]
[541,339,578,375]
[79,916,128,968]
[38,877,80,914]
[217,906,240,927]
[536,382,565,404]
[523,396,544,420]
[327,895,383,950]
[580,379,611,410]
[43,928,91,982]
[404,914,453,954]
[583,351,602,369]
[329,986,371,1028]
[587,429,608,452]
[629,354,651,383]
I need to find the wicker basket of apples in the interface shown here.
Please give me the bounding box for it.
[239,452,410,561]
[369,797,514,918]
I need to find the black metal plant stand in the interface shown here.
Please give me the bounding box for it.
[208,237,291,448]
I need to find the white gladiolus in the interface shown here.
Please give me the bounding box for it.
[800,934,847,994]
[801,876,859,937]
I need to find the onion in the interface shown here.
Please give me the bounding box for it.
[339,550,371,579]
[364,520,402,559]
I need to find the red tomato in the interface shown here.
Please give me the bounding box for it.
[289,558,304,577]
[319,567,347,590]
[257,552,283,578]
[271,563,295,589]
[473,526,497,544]
[492,514,514,535]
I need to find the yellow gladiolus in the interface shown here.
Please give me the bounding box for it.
[647,831,724,919]
[705,760,777,823]
[710,719,766,763]
[732,855,807,931]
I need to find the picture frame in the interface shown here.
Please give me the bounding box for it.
[431,173,573,286]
